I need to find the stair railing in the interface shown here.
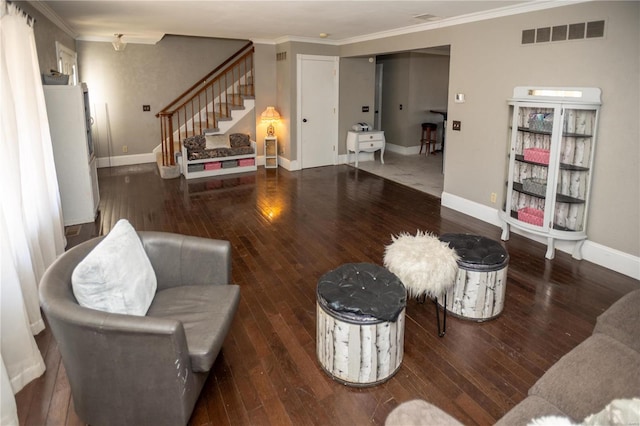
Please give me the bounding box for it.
[156,41,254,166]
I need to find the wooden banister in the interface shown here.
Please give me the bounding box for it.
[156,41,254,118]
[157,42,254,167]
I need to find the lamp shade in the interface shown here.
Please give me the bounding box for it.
[261,106,280,136]
[112,34,127,51]
[261,106,280,121]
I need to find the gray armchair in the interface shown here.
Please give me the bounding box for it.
[39,231,240,426]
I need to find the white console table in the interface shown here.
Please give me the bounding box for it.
[347,130,385,167]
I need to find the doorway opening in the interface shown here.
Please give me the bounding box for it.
[365,45,450,198]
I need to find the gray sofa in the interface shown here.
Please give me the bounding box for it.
[39,232,240,426]
[386,288,640,425]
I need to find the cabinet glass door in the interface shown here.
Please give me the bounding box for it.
[553,107,597,232]
[509,104,559,230]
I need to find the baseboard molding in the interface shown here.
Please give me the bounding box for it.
[278,156,294,170]
[441,191,640,280]
[385,142,442,156]
[441,192,502,227]
[97,153,156,168]
[385,142,420,155]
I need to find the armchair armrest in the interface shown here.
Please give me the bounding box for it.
[139,231,231,290]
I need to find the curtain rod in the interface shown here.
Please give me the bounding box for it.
[3,0,36,26]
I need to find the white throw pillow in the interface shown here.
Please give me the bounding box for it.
[71,219,157,316]
[205,134,229,149]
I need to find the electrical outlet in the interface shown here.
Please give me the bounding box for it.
[452,120,461,131]
[142,105,151,112]
[490,192,497,203]
[122,145,128,153]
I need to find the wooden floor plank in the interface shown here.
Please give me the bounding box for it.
[14,163,639,426]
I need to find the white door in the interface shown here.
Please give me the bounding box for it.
[297,55,339,169]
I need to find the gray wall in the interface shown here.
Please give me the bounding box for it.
[17,1,76,75]
[378,53,411,148]
[253,43,277,155]
[338,57,376,155]
[76,36,247,158]
[377,52,450,149]
[408,52,450,148]
[340,1,640,257]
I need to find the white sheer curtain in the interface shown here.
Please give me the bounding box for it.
[1,1,66,424]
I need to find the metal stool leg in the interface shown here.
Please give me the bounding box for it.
[416,292,448,337]
[434,294,447,337]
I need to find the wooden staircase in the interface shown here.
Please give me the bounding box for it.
[156,42,255,176]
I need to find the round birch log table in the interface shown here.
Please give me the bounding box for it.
[438,234,509,321]
[316,263,406,387]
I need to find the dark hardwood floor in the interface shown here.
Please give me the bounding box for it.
[16,163,639,425]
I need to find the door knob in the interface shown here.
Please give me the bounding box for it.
[302,118,308,122]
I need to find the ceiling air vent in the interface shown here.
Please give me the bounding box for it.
[522,19,604,45]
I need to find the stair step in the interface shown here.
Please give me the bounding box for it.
[216,102,244,112]
[225,94,246,105]
[239,84,254,97]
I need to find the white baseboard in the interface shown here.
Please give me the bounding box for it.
[278,156,294,170]
[385,142,442,155]
[385,142,420,155]
[441,191,640,280]
[441,192,502,227]
[97,153,156,168]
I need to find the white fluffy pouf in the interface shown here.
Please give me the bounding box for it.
[383,230,459,299]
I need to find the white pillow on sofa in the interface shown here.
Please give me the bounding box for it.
[72,219,157,316]
[205,134,229,149]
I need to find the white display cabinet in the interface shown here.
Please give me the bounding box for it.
[500,87,601,260]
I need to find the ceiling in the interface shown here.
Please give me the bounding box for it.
[33,0,553,45]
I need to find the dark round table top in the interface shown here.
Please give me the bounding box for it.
[317,263,406,324]
[439,233,509,272]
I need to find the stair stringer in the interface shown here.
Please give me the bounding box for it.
[204,98,254,135]
[153,98,255,158]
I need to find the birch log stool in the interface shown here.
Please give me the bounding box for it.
[383,231,460,337]
[438,234,510,321]
[316,263,406,387]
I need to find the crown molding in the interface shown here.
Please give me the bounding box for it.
[76,34,165,45]
[250,38,277,46]
[273,35,340,46]
[27,0,76,38]
[337,0,590,46]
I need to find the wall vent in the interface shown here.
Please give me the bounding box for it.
[568,22,586,40]
[522,20,604,44]
[586,20,605,38]
[276,51,287,61]
[552,25,567,41]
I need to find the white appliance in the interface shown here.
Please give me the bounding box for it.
[43,83,100,226]
[352,122,371,132]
